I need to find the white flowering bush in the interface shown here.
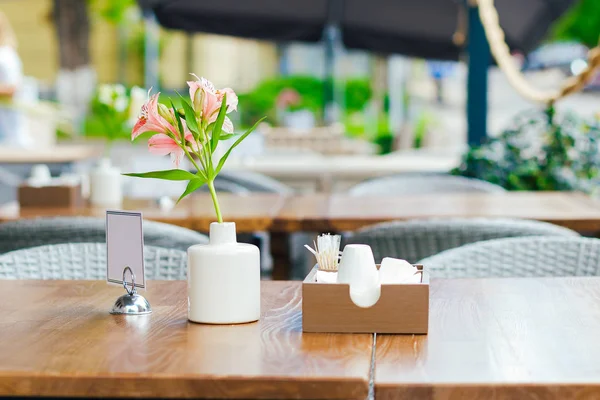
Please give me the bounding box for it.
[88,84,146,143]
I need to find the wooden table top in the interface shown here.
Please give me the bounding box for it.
[0,280,372,399]
[0,194,287,233]
[2,191,600,233]
[323,191,600,232]
[3,278,600,399]
[375,277,600,400]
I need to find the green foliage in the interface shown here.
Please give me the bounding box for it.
[238,75,373,127]
[85,84,143,143]
[123,169,198,181]
[373,132,394,155]
[89,0,137,24]
[344,79,373,112]
[413,111,437,149]
[552,0,600,48]
[453,107,600,192]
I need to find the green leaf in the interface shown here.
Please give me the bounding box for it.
[215,116,266,175]
[177,92,200,139]
[170,99,185,142]
[219,134,236,141]
[211,93,228,152]
[123,169,198,181]
[177,177,207,204]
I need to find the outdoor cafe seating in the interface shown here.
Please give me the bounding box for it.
[1,0,600,398]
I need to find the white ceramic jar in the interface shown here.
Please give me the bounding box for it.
[187,222,261,324]
[89,158,123,207]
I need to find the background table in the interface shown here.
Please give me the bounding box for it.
[2,192,600,233]
[3,191,600,279]
[0,280,372,399]
[375,278,600,399]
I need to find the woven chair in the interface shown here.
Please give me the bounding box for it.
[419,237,600,278]
[344,218,580,264]
[217,171,294,194]
[0,217,208,255]
[0,242,188,280]
[348,173,505,196]
[198,178,250,194]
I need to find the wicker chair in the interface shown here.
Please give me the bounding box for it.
[419,237,600,278]
[348,173,505,196]
[198,178,250,194]
[217,171,293,194]
[0,242,187,280]
[344,218,580,264]
[0,217,208,255]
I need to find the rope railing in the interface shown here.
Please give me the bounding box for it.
[475,0,600,105]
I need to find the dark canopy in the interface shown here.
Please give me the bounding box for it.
[139,0,574,60]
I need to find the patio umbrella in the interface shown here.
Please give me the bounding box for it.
[139,0,574,60]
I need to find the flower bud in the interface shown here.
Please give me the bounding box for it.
[157,103,173,123]
[194,89,205,116]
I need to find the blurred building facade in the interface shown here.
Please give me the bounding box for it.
[2,0,278,92]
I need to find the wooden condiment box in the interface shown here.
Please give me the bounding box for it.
[18,184,83,208]
[302,264,429,334]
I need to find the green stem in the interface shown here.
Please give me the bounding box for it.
[207,180,223,223]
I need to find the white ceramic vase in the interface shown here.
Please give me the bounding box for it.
[187,222,261,324]
[89,158,123,207]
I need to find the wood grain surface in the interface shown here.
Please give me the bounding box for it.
[327,191,600,232]
[374,278,600,400]
[0,193,287,233]
[2,192,600,233]
[0,280,372,399]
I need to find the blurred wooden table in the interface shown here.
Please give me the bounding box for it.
[0,280,372,399]
[0,194,287,233]
[2,191,600,279]
[3,191,600,232]
[375,278,600,399]
[321,191,600,232]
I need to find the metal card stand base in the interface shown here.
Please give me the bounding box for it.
[110,266,152,315]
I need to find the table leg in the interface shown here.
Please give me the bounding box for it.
[271,231,291,280]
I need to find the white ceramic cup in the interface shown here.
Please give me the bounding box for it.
[337,244,381,308]
[30,164,51,182]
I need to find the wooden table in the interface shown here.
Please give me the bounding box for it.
[2,191,600,279]
[375,277,600,399]
[0,194,287,233]
[274,191,600,232]
[0,280,372,399]
[4,278,600,399]
[2,192,600,233]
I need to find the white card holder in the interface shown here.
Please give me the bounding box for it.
[106,210,152,315]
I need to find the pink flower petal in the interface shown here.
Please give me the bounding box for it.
[148,134,181,156]
[132,92,177,139]
[223,116,234,133]
[218,88,238,112]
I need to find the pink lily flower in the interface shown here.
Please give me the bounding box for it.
[132,92,177,139]
[187,75,238,130]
